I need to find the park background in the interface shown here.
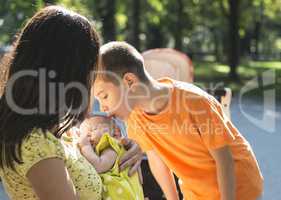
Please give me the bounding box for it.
[0,0,281,199]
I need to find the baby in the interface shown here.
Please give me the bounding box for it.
[78,114,144,200]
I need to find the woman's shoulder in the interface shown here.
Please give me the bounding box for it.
[22,128,64,156]
[16,128,66,176]
[24,128,61,144]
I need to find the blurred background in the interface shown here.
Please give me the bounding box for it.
[0,0,280,199]
[1,0,281,86]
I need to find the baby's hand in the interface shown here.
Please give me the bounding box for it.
[78,130,92,148]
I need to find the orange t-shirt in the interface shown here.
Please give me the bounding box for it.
[127,78,263,200]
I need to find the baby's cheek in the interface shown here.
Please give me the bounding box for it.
[94,132,103,143]
[90,135,97,144]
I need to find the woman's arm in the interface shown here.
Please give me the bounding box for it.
[146,150,179,200]
[209,145,236,200]
[80,145,117,173]
[27,158,79,200]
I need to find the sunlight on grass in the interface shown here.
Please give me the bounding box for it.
[248,61,281,69]
[195,61,281,79]
[237,67,257,77]
[193,61,281,99]
[214,64,230,73]
[194,62,227,77]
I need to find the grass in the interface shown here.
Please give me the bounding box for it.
[193,61,281,100]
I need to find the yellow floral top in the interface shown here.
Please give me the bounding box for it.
[0,128,102,200]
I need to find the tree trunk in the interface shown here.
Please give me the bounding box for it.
[240,31,252,57]
[174,0,183,51]
[43,0,55,6]
[146,23,164,49]
[254,21,261,60]
[228,0,240,80]
[127,0,141,50]
[212,29,223,62]
[253,2,264,60]
[99,0,116,42]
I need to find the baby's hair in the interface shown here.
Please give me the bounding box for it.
[86,112,110,120]
[84,114,115,131]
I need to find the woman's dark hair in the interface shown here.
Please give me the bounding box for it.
[0,6,100,169]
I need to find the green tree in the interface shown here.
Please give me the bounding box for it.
[142,0,169,49]
[0,0,45,45]
[228,0,240,79]
[174,0,184,51]
[43,0,56,5]
[97,0,117,42]
[127,0,141,50]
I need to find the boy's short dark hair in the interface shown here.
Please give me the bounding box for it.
[98,41,148,84]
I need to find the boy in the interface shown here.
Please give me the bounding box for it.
[94,41,263,200]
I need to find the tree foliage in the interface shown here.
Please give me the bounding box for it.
[0,0,280,78]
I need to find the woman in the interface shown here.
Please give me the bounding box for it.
[0,6,142,200]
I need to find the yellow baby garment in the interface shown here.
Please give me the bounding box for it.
[95,133,144,200]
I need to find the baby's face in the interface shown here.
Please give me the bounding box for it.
[80,116,112,146]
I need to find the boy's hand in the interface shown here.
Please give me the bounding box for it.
[112,123,122,139]
[119,138,144,176]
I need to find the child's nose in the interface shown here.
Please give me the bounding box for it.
[102,105,109,112]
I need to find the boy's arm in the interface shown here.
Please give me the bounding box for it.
[209,145,236,200]
[80,145,118,173]
[146,150,179,200]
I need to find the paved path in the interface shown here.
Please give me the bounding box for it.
[0,182,8,200]
[230,97,281,200]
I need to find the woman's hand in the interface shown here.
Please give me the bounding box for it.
[119,138,144,176]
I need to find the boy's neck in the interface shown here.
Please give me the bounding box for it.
[138,79,171,115]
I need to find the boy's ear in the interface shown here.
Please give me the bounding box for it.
[123,73,138,88]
